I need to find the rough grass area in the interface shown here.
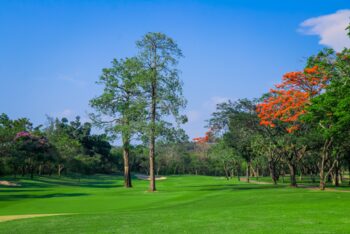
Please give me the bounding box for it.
[0,175,350,233]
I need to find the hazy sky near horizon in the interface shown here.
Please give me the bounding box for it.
[1,0,350,140]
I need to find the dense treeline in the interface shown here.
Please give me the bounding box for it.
[0,115,117,177]
[0,114,229,178]
[204,42,350,190]
[2,28,350,192]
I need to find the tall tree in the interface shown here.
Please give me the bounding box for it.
[305,48,350,190]
[45,117,82,176]
[256,65,328,186]
[208,99,260,183]
[90,57,146,188]
[136,32,187,191]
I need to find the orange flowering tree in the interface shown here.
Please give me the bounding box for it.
[256,65,328,133]
[193,131,213,144]
[192,131,214,167]
[256,65,328,186]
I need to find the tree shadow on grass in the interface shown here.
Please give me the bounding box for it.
[14,178,122,189]
[181,184,287,192]
[0,192,89,201]
[0,189,48,193]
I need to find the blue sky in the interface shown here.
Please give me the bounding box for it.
[1,0,349,140]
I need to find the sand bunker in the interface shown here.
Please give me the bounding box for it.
[136,174,167,181]
[0,213,71,223]
[0,180,20,187]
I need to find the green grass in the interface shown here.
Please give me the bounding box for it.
[0,175,350,233]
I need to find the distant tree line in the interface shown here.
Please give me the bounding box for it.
[0,115,117,178]
[0,114,233,179]
[2,28,350,192]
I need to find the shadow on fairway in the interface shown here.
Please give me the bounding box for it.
[0,189,48,193]
[14,178,122,189]
[0,192,89,201]
[182,184,286,192]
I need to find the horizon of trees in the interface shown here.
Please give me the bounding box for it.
[1,26,350,191]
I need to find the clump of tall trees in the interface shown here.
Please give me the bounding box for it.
[90,32,187,191]
[2,29,350,193]
[206,27,350,190]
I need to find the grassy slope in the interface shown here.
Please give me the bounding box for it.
[0,175,349,234]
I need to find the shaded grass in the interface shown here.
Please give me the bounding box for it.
[0,175,350,233]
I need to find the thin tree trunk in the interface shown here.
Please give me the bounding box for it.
[58,164,64,177]
[223,164,229,180]
[30,165,34,180]
[21,165,25,177]
[348,161,350,185]
[122,139,132,188]
[148,50,157,192]
[268,160,278,185]
[335,160,340,187]
[319,138,333,190]
[320,169,326,190]
[149,124,156,191]
[246,161,250,183]
[288,162,297,187]
[38,164,42,176]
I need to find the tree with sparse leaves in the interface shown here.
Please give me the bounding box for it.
[90,57,146,188]
[136,32,187,191]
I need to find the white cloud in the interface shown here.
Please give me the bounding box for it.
[202,96,229,111]
[299,9,350,51]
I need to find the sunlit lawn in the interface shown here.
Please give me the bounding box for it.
[0,175,349,233]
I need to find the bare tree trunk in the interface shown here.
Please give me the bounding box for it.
[58,164,64,177]
[123,141,132,188]
[223,164,229,180]
[268,160,278,185]
[348,161,350,185]
[339,170,343,184]
[148,44,158,192]
[38,164,42,176]
[246,161,250,183]
[287,162,297,187]
[334,160,340,187]
[30,165,34,180]
[21,165,26,177]
[149,129,156,191]
[319,138,333,190]
[236,166,241,181]
[320,169,326,190]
